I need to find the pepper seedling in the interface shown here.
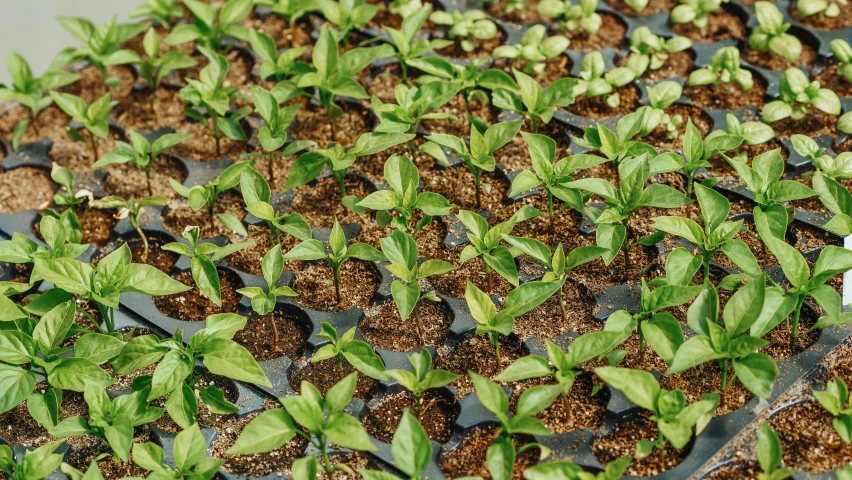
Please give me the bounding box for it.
[670,0,727,35]
[136,27,197,106]
[749,2,802,64]
[165,0,252,51]
[493,25,570,76]
[636,81,684,139]
[227,374,378,476]
[386,349,460,418]
[357,154,453,232]
[379,230,456,344]
[762,68,841,125]
[53,16,147,87]
[0,216,89,268]
[239,168,312,246]
[90,195,169,258]
[687,46,754,93]
[131,424,224,480]
[50,91,116,161]
[0,52,78,149]
[830,39,852,84]
[757,422,794,480]
[360,409,435,480]
[113,315,270,428]
[247,30,312,83]
[284,219,386,304]
[254,0,317,26]
[524,457,632,480]
[812,172,852,235]
[428,10,498,53]
[674,119,743,197]
[572,111,656,169]
[371,83,461,136]
[93,130,191,196]
[169,161,254,236]
[312,323,388,380]
[456,205,541,292]
[491,69,578,133]
[465,280,562,365]
[709,113,775,164]
[130,0,185,29]
[576,51,636,109]
[162,226,254,307]
[595,366,719,458]
[237,245,298,351]
[317,0,379,40]
[385,5,453,81]
[840,111,852,134]
[626,27,692,79]
[0,441,65,480]
[537,0,602,35]
[796,0,847,21]
[792,134,852,180]
[814,377,852,443]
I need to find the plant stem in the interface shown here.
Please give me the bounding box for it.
[703,251,711,282]
[485,261,492,293]
[267,151,275,185]
[400,60,409,82]
[474,171,482,210]
[336,172,347,199]
[333,264,342,305]
[413,306,424,347]
[145,168,154,197]
[132,217,149,258]
[269,313,280,351]
[318,435,334,474]
[210,112,221,158]
[686,174,694,198]
[790,296,805,345]
[637,323,645,361]
[558,286,567,323]
[719,359,729,391]
[89,134,99,161]
[493,334,502,368]
[29,109,40,136]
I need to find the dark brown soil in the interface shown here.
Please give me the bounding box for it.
[363,390,458,443]
[290,102,373,149]
[161,190,247,240]
[592,414,691,476]
[769,398,852,472]
[114,87,187,131]
[605,0,676,15]
[437,334,526,396]
[78,208,117,247]
[367,0,442,30]
[815,63,852,98]
[241,13,313,48]
[288,358,380,400]
[493,55,572,86]
[615,50,694,82]
[101,155,188,199]
[557,14,627,51]
[153,269,242,320]
[292,259,381,312]
[49,128,122,172]
[0,167,56,213]
[768,111,837,139]
[790,0,852,29]
[567,84,643,118]
[421,93,503,137]
[0,105,70,144]
[97,235,179,274]
[743,42,818,70]
[360,299,454,351]
[487,0,547,23]
[434,28,507,60]
[670,8,746,42]
[514,281,600,340]
[233,308,311,361]
[170,118,248,161]
[286,175,376,228]
[639,104,714,151]
[60,65,135,104]
[430,250,514,300]
[439,425,538,479]
[153,373,241,433]
[684,76,767,110]
[510,375,608,434]
[0,388,87,448]
[703,458,762,479]
[660,360,752,415]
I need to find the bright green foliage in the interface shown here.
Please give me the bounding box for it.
[317,0,379,39]
[626,27,692,79]
[360,409,435,480]
[668,277,780,398]
[595,367,719,457]
[840,466,852,480]
[237,244,298,315]
[840,111,852,134]
[34,243,189,332]
[379,230,456,341]
[757,422,793,480]
[285,219,386,303]
[797,0,847,18]
[53,16,147,84]
[710,113,775,164]
[0,282,35,323]
[791,134,852,180]
[248,30,312,82]
[636,81,684,139]
[688,46,754,91]
[523,457,632,480]
[227,373,378,478]
[830,39,852,84]
[357,154,453,231]
[572,111,656,168]
[670,0,727,33]
[312,323,388,379]
[49,383,163,462]
[428,10,498,53]
[814,377,852,443]
[130,0,185,29]
[749,2,802,63]
[0,441,65,480]
[50,91,116,161]
[169,161,254,234]
[179,47,250,157]
[0,216,88,267]
[813,172,852,235]
[165,0,252,50]
[384,6,453,80]
[492,69,578,133]
[470,371,559,480]
[677,119,743,196]
[386,349,460,417]
[456,205,541,291]
[372,83,461,135]
[162,226,253,307]
[93,130,191,196]
[254,0,318,25]
[0,52,78,149]
[465,280,562,365]
[239,169,312,244]
[90,195,168,257]
[137,28,197,90]
[131,424,224,480]
[576,52,636,108]
[538,0,602,34]
[113,315,269,428]
[422,120,522,209]
[762,68,841,124]
[493,25,570,75]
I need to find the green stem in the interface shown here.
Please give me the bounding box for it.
[400,60,409,82]
[210,111,222,158]
[318,434,334,474]
[77,307,104,334]
[333,264,341,305]
[638,322,645,361]
[268,151,275,185]
[132,217,149,259]
[474,171,482,210]
[145,168,154,197]
[687,174,694,198]
[558,286,567,324]
[493,334,502,368]
[719,359,729,391]
[703,250,711,283]
[336,171,347,199]
[791,295,805,341]
[89,133,99,162]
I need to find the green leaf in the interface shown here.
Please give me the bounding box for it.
[733,353,778,399]
[470,371,508,416]
[0,364,36,414]
[174,423,207,471]
[594,367,659,412]
[201,338,271,387]
[392,409,432,478]
[228,409,297,454]
[48,358,114,392]
[166,383,198,430]
[324,412,378,451]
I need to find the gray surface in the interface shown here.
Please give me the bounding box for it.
[0,0,141,85]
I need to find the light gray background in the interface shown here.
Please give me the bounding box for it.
[0,0,141,85]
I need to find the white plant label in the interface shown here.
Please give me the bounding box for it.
[845,235,852,307]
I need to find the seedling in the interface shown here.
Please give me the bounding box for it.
[814,377,852,443]
[465,280,561,365]
[380,230,456,343]
[169,161,254,235]
[595,367,719,457]
[840,111,852,134]
[389,0,425,17]
[50,91,116,161]
[493,25,570,76]
[113,315,270,428]
[762,68,841,124]
[48,384,163,461]
[749,2,802,64]
[429,10,498,53]
[710,113,775,164]
[131,424,224,480]
[797,0,847,19]
[165,0,252,51]
[812,173,852,235]
[162,226,253,307]
[54,16,147,86]
[675,119,743,197]
[830,39,852,84]
[503,237,605,322]
[90,195,168,257]
[385,6,453,80]
[130,0,185,29]
[757,422,793,480]
[360,409,435,480]
[636,81,684,139]
[791,134,852,180]
[668,277,780,399]
[312,323,388,379]
[179,47,250,158]
[237,246,299,351]
[0,282,36,324]
[239,168,312,245]
[0,216,88,267]
[247,30,312,83]
[688,46,754,92]
[670,0,727,35]
[93,130,191,196]
[357,154,453,232]
[537,0,603,35]
[652,183,745,279]
[372,83,461,136]
[45,165,90,242]
[386,349,460,418]
[0,52,78,149]
[576,52,636,108]
[33,243,189,332]
[572,111,656,168]
[469,372,559,480]
[421,120,522,209]
[286,132,415,206]
[0,301,115,415]
[0,441,65,480]
[492,69,578,133]
[524,457,632,480]
[626,27,692,79]
[456,205,541,292]
[409,57,517,118]
[284,219,386,304]
[317,0,379,40]
[254,0,317,25]
[297,26,392,139]
[136,27,197,94]
[227,374,378,476]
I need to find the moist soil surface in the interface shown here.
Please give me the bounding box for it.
[567,84,643,118]
[437,333,527,396]
[615,50,694,83]
[605,0,676,15]
[815,63,852,98]
[703,459,763,479]
[161,190,247,240]
[743,42,818,70]
[0,167,56,213]
[288,358,380,401]
[96,235,179,274]
[153,269,242,321]
[684,77,767,110]
[769,398,852,472]
[509,375,609,434]
[592,414,691,477]
[434,28,507,60]
[790,1,852,29]
[670,8,746,42]
[363,390,459,443]
[439,425,538,479]
[101,155,188,199]
[487,0,547,23]
[233,308,312,361]
[360,299,454,351]
[555,14,627,51]
[291,259,381,313]
[493,55,572,86]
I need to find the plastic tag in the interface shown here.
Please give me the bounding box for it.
[845,236,852,307]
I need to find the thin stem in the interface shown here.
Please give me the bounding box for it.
[210,111,221,158]
[558,286,567,324]
[89,133,99,161]
[719,358,729,391]
[29,108,40,136]
[474,171,482,210]
[77,307,105,334]
[638,322,645,361]
[318,434,334,474]
[687,174,694,198]
[400,60,409,82]
[493,334,502,368]
[268,151,275,185]
[413,305,424,347]
[485,261,492,293]
[336,171,347,199]
[703,250,711,282]
[145,167,154,197]
[269,313,280,352]
[132,217,149,259]
[333,264,342,305]
[790,296,805,343]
